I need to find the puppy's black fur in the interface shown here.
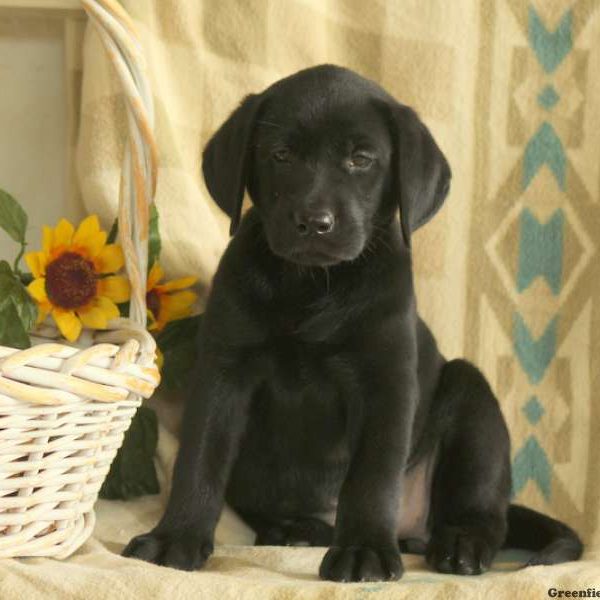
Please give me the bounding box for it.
[124,65,583,581]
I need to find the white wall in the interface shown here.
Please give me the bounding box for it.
[0,13,82,266]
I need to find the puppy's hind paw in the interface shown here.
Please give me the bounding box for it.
[122,531,213,571]
[254,517,333,547]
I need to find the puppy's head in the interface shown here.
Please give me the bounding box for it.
[202,65,451,266]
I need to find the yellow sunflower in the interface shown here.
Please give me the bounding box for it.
[146,262,197,331]
[25,215,130,342]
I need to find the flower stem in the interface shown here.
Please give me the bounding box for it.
[13,241,26,277]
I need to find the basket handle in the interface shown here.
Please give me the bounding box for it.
[81,0,158,327]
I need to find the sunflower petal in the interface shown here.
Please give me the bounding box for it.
[155,347,164,371]
[79,230,108,258]
[160,290,197,322]
[52,309,82,342]
[95,296,120,321]
[95,244,124,274]
[53,219,75,250]
[78,304,108,329]
[24,251,47,279]
[27,278,48,302]
[73,215,100,247]
[42,226,53,255]
[98,276,130,303]
[156,275,198,293]
[73,215,107,258]
[147,262,164,291]
[36,302,51,325]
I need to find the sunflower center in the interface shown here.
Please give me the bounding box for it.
[146,289,161,320]
[45,252,97,309]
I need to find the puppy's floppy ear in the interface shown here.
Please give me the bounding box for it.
[383,101,451,247]
[202,93,264,235]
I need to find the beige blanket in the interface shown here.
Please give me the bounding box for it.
[7,0,595,597]
[0,415,598,599]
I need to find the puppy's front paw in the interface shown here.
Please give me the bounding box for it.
[426,526,493,575]
[319,544,404,582]
[122,531,213,571]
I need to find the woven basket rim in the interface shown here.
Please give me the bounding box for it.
[0,319,160,407]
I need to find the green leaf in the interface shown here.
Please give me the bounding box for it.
[118,300,130,318]
[0,260,37,334]
[19,272,33,286]
[0,259,12,278]
[159,341,198,390]
[0,188,27,244]
[99,405,160,500]
[14,284,37,331]
[148,203,161,272]
[156,315,202,390]
[155,314,201,350]
[107,217,118,244]
[0,302,31,349]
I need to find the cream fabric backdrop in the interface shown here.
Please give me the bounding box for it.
[4,1,591,598]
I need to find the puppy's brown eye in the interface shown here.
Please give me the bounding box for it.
[272,148,291,163]
[348,154,374,169]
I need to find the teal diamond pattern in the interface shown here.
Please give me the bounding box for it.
[517,208,564,295]
[510,4,577,506]
[528,7,572,74]
[523,396,545,425]
[512,436,552,499]
[513,313,557,385]
[523,122,566,190]
[537,84,560,110]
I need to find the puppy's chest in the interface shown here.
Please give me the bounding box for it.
[261,340,345,400]
[249,363,350,464]
[254,329,354,444]
[263,293,352,345]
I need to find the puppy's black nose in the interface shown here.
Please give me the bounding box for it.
[294,211,335,236]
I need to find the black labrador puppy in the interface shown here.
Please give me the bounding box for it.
[124,65,582,582]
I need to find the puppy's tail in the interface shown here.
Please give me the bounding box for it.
[504,504,583,565]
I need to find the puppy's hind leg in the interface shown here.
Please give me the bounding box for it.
[238,511,334,547]
[426,359,512,575]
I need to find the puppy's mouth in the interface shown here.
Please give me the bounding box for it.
[264,224,366,267]
[280,239,365,266]
[286,249,347,267]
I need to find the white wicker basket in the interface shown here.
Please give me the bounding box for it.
[0,0,160,558]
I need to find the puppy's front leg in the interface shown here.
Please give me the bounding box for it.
[320,348,417,582]
[123,347,252,570]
